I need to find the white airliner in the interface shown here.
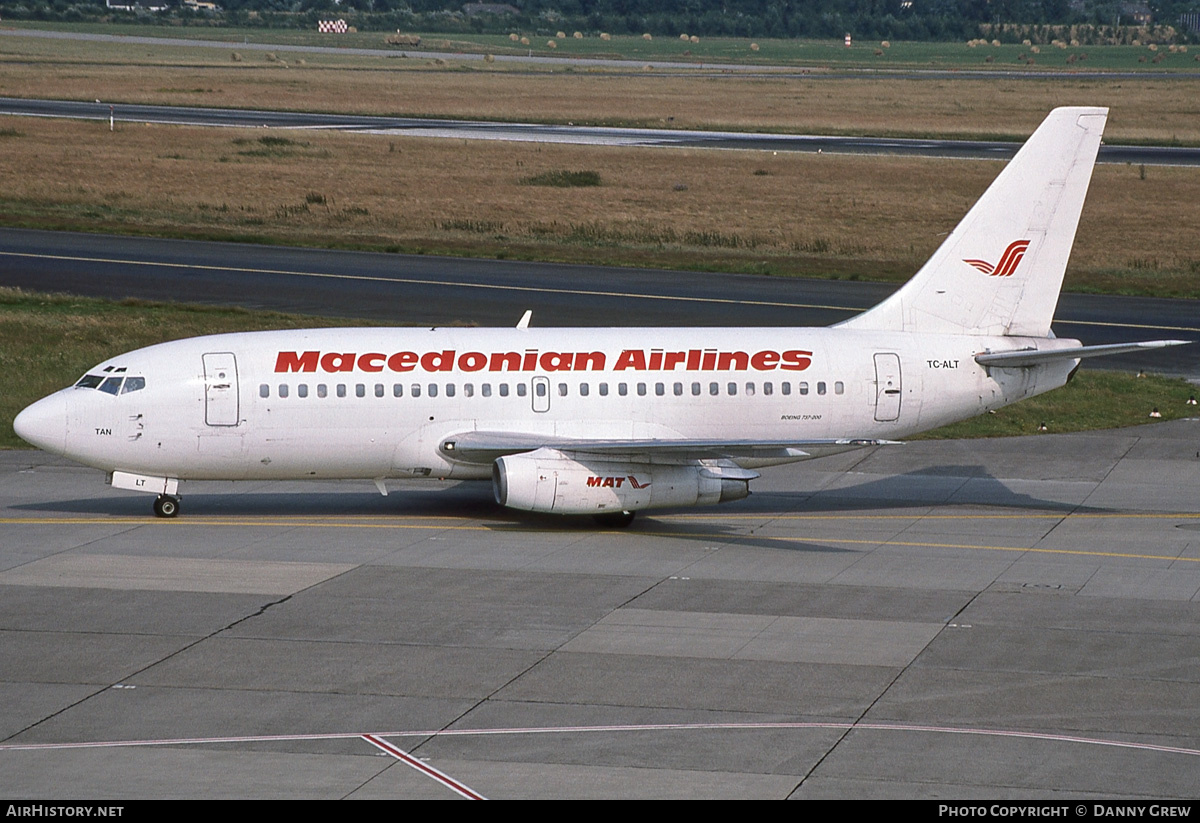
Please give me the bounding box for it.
[13,107,1187,524]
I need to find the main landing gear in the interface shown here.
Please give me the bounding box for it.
[153,494,180,518]
[593,510,636,528]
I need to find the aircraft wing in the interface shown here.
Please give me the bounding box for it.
[440,431,897,464]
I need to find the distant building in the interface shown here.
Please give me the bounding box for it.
[1121,2,1153,25]
[1180,12,1200,33]
[105,0,168,10]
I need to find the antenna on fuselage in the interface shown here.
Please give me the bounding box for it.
[516,310,532,330]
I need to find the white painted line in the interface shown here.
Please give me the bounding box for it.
[362,733,487,800]
[1,720,1197,760]
[0,250,857,313]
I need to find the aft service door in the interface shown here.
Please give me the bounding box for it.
[531,376,550,413]
[202,352,240,426]
[873,353,902,422]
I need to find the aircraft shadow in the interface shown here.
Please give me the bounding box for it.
[9,465,1113,554]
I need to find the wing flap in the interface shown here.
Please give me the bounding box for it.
[440,431,897,464]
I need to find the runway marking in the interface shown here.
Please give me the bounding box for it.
[362,734,486,800]
[4,513,1200,563]
[4,249,1200,333]
[2,721,1197,760]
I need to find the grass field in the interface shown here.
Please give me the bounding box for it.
[1,288,1194,450]
[8,21,1200,74]
[1,117,1198,293]
[0,24,1198,294]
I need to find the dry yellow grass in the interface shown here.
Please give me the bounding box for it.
[0,35,1197,143]
[1,117,1197,289]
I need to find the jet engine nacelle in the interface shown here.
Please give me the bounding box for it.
[492,448,754,515]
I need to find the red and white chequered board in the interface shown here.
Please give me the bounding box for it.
[318,19,348,33]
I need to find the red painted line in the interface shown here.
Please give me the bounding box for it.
[361,733,487,800]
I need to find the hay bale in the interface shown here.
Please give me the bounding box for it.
[643,33,652,40]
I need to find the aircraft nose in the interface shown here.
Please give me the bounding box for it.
[13,392,68,455]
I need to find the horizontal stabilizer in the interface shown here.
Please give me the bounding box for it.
[975,339,1192,368]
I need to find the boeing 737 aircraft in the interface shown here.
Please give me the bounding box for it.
[13,107,1187,524]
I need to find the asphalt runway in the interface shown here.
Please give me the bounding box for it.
[3,420,1200,798]
[4,96,1199,166]
[2,228,1198,378]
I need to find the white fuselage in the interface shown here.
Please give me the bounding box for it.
[29,326,1079,483]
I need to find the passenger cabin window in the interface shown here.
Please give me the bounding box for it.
[517,383,527,397]
[799,382,809,396]
[318,384,328,398]
[482,384,492,397]
[375,384,384,398]
[278,384,289,398]
[355,384,365,398]
[835,381,844,395]
[297,384,308,398]
[259,384,270,398]
[393,384,403,398]
[337,384,347,398]
[817,382,827,396]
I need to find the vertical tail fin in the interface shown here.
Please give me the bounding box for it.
[839,106,1107,337]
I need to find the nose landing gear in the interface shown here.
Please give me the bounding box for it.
[153,494,180,518]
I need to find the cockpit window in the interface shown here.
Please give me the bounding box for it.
[98,376,123,396]
[75,374,105,389]
[121,376,146,394]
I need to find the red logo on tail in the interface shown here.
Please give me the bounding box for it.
[963,239,1030,277]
